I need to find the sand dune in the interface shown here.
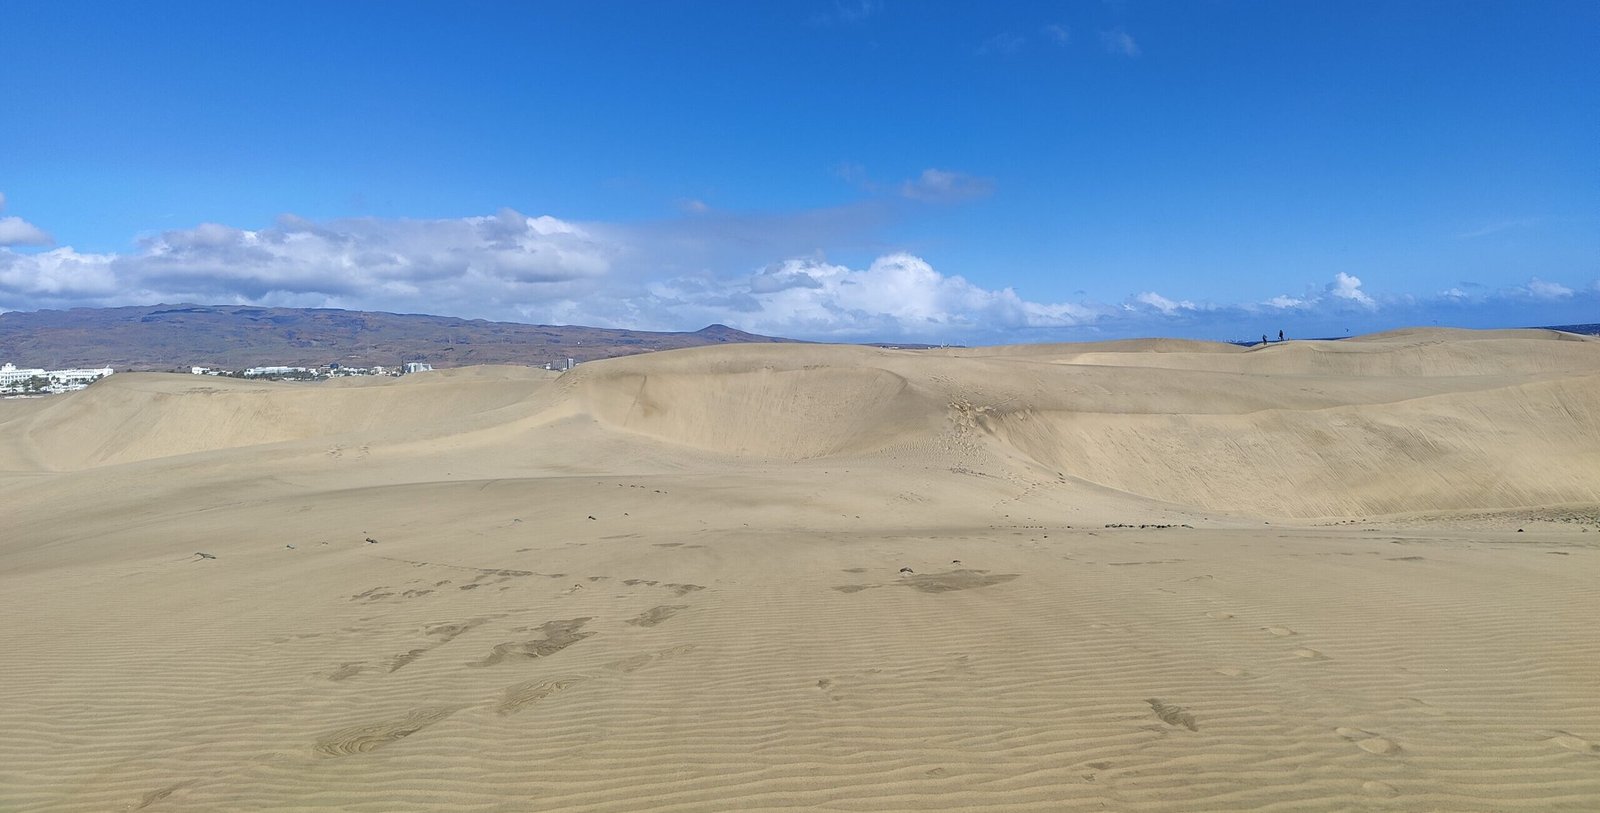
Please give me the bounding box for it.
[0,366,560,471]
[3,329,1599,811]
[559,331,1600,517]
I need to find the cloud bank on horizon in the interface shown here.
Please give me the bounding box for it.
[2,198,1594,344]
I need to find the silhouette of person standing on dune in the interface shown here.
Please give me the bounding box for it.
[1278,329,1285,342]
[1262,334,1269,346]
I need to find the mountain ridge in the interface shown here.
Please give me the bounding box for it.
[0,304,798,370]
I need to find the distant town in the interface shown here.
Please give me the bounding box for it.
[191,356,579,380]
[2,356,585,397]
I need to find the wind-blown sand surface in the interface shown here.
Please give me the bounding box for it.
[3,328,1599,811]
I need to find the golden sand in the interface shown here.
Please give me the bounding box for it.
[3,328,1598,811]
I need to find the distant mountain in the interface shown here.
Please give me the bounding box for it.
[0,305,799,371]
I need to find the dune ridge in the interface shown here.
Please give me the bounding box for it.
[8,329,1600,518]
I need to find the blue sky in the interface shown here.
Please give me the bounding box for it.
[1,1,1595,342]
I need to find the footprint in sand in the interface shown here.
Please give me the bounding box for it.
[471,618,594,666]
[326,662,365,681]
[899,569,1019,593]
[1548,731,1599,754]
[425,619,487,643]
[388,648,427,672]
[1147,698,1199,731]
[313,706,460,757]
[606,644,697,674]
[1336,727,1401,755]
[497,677,584,715]
[133,781,195,810]
[1206,611,1234,620]
[607,653,656,673]
[1294,648,1328,660]
[1262,626,1296,636]
[1215,667,1249,677]
[816,677,844,702]
[626,605,689,627]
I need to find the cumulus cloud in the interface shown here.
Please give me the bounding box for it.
[638,254,1103,339]
[1132,291,1196,315]
[0,209,616,316]
[0,216,53,246]
[0,207,1102,340]
[1327,271,1375,308]
[1524,278,1573,299]
[132,210,614,306]
[899,169,996,203]
[0,190,53,247]
[2,203,1595,344]
[0,246,119,300]
[1099,27,1141,57]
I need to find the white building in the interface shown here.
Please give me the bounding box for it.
[1,362,114,392]
[0,363,47,386]
[403,362,433,374]
[243,366,309,377]
[50,367,115,384]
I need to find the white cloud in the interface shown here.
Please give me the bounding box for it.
[1099,27,1141,57]
[899,169,995,203]
[1525,278,1573,299]
[0,208,1101,340]
[1,209,615,315]
[1043,23,1070,45]
[0,246,119,299]
[3,204,1595,344]
[640,254,1102,339]
[1133,291,1195,315]
[1264,272,1376,312]
[0,216,53,246]
[1327,271,1375,308]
